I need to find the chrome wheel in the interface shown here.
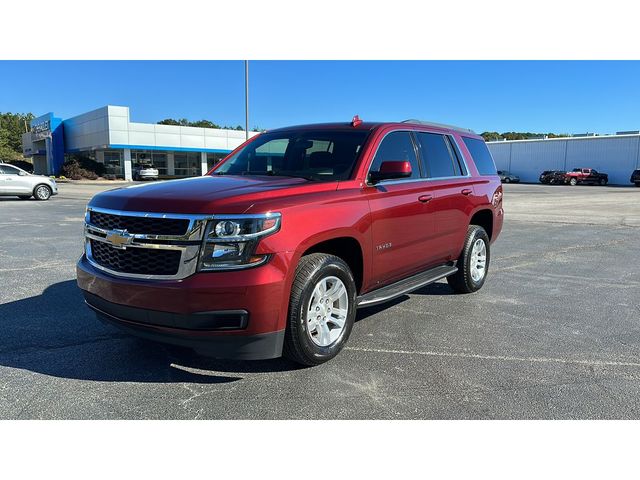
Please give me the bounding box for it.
[470,238,487,282]
[306,276,349,347]
[35,185,50,200]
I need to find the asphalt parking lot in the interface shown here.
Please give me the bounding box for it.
[1,182,640,419]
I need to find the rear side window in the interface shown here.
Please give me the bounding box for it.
[416,132,462,178]
[370,131,421,179]
[462,137,497,175]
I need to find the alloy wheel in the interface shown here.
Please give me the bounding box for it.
[470,238,487,282]
[305,276,349,347]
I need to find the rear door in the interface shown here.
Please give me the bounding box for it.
[364,130,437,285]
[415,132,477,263]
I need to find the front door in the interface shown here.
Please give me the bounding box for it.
[0,165,31,194]
[365,131,437,287]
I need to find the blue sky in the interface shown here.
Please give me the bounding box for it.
[0,61,639,134]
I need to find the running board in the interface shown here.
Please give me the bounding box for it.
[356,264,458,308]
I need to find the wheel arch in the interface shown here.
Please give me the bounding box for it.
[297,235,366,294]
[469,208,494,241]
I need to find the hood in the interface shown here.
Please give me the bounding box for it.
[88,175,330,214]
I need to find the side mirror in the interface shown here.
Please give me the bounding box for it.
[369,161,412,183]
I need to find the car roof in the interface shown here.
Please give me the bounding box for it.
[266,120,478,136]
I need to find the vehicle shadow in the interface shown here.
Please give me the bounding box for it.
[0,280,303,383]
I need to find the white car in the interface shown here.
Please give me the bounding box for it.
[0,163,58,200]
[133,163,159,181]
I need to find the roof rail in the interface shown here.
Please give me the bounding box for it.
[401,119,475,134]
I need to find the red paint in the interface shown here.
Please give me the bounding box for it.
[77,121,503,350]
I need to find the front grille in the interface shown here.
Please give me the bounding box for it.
[90,211,189,236]
[90,240,181,276]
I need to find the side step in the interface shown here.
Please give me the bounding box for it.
[356,264,458,308]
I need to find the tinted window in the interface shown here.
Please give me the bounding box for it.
[447,135,468,175]
[369,131,420,179]
[462,137,497,175]
[215,130,369,182]
[0,165,20,175]
[416,132,459,178]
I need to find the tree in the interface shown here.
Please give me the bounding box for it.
[190,120,221,129]
[481,131,502,142]
[0,112,34,160]
[157,118,181,126]
[481,130,571,142]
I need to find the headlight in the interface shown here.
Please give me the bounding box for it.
[198,213,281,271]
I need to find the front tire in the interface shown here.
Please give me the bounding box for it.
[34,184,52,201]
[283,253,357,366]
[447,225,490,294]
[600,178,607,186]
[503,178,510,183]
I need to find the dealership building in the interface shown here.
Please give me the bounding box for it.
[21,105,258,180]
[487,132,640,185]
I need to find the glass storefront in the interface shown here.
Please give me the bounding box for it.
[174,152,201,177]
[103,150,123,178]
[131,150,168,175]
[207,152,227,171]
[96,149,232,179]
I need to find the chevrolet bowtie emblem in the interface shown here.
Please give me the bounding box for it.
[105,229,133,249]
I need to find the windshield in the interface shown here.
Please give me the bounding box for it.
[212,129,370,182]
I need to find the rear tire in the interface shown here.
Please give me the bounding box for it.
[283,253,357,366]
[569,177,578,186]
[34,184,51,201]
[447,225,490,294]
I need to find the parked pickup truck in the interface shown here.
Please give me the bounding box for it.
[565,168,608,186]
[539,170,566,184]
[631,169,640,187]
[76,118,504,365]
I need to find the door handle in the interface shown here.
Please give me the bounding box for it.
[418,194,433,203]
[461,188,472,195]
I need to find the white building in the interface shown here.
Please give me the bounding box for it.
[487,133,640,185]
[21,105,259,180]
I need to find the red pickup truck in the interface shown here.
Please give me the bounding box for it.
[564,168,609,186]
[77,118,504,365]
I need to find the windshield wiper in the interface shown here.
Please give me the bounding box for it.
[268,172,318,181]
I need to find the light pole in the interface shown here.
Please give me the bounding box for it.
[245,60,249,140]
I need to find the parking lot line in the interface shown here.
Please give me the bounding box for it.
[345,346,640,368]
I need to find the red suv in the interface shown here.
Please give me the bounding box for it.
[77,118,503,365]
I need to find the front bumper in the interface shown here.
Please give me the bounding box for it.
[77,253,290,359]
[137,172,158,179]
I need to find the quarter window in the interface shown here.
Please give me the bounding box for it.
[416,132,459,178]
[462,137,497,175]
[369,131,420,180]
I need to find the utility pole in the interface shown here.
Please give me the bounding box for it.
[245,60,249,140]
